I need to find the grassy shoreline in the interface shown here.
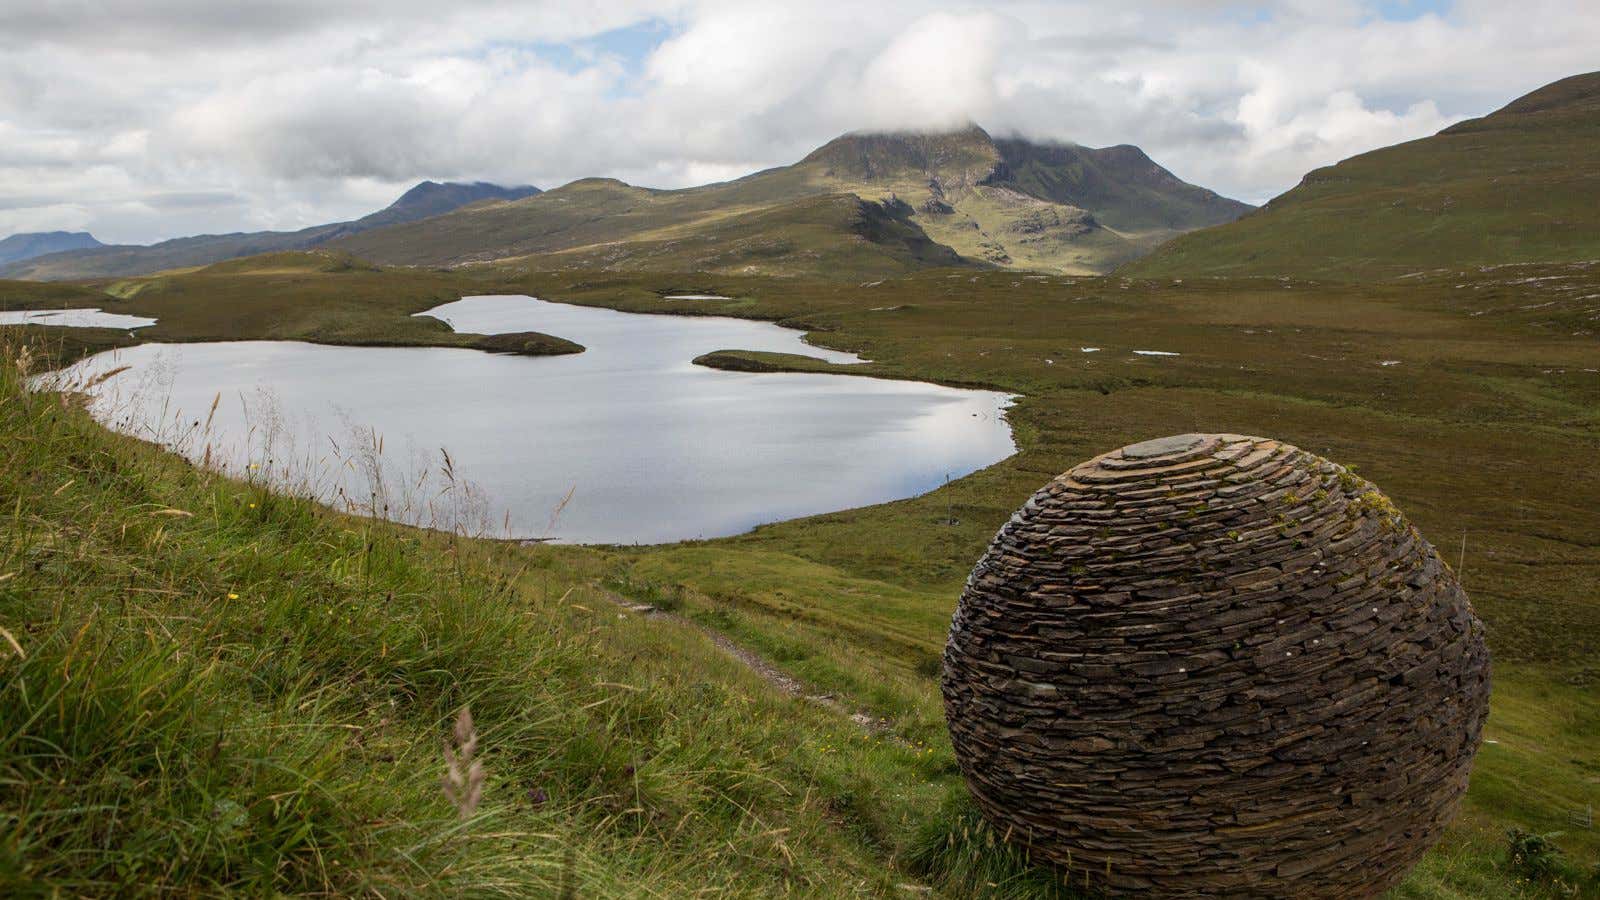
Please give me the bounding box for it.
[0,333,999,896]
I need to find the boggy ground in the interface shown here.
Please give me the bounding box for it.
[2,256,1597,896]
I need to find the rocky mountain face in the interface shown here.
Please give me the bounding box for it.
[1,182,539,281]
[785,124,1251,273]
[1125,71,1600,280]
[332,125,1251,278]
[0,231,104,266]
[798,125,1002,193]
[987,140,1252,233]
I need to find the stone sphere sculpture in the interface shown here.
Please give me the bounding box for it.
[942,434,1490,898]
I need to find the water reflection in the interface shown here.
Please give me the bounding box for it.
[56,296,1014,543]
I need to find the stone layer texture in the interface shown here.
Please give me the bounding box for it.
[942,433,1490,898]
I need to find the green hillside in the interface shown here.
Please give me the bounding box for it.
[511,193,969,278]
[1125,72,1600,280]
[333,126,1251,277]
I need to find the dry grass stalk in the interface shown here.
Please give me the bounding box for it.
[0,625,24,659]
[544,486,575,539]
[81,365,131,391]
[442,706,485,819]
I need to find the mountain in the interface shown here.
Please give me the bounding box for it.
[0,231,103,266]
[1,182,540,281]
[987,140,1252,233]
[330,125,1251,277]
[340,181,544,232]
[1124,71,1600,280]
[788,126,1252,272]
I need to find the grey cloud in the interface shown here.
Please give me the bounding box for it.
[0,191,83,212]
[0,1,675,51]
[1028,33,1177,54]
[145,190,247,210]
[1,0,1597,242]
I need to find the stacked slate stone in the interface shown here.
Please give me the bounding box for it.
[942,433,1490,898]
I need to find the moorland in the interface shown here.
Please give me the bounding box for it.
[0,71,1597,898]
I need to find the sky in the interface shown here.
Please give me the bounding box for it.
[1,0,1596,245]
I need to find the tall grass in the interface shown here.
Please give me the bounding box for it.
[0,330,962,895]
[906,791,1089,899]
[39,345,505,539]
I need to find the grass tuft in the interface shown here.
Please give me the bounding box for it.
[906,790,1087,899]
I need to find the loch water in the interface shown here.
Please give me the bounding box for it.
[52,295,1015,543]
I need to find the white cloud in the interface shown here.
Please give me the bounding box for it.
[856,11,1017,131]
[0,0,1597,244]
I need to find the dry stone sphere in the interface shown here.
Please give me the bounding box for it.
[942,433,1490,898]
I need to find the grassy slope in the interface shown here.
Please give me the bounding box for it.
[4,256,1598,895]
[1126,72,1600,280]
[504,193,971,279]
[0,335,1004,896]
[0,279,115,307]
[910,183,1138,273]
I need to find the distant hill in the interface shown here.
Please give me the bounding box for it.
[0,231,103,266]
[1124,71,1600,280]
[340,181,544,233]
[1,182,540,281]
[331,125,1251,277]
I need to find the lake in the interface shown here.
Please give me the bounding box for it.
[51,295,1015,543]
[0,307,158,329]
